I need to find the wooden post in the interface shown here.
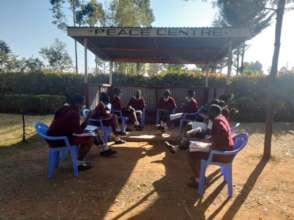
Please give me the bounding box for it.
[204,64,209,104]
[22,113,26,142]
[227,40,233,77]
[109,61,113,85]
[264,0,286,159]
[84,38,89,107]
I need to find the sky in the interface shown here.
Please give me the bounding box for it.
[0,0,293,73]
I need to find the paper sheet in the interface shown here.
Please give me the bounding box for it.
[189,141,211,152]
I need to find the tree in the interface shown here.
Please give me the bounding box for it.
[107,0,154,74]
[76,0,105,26]
[40,39,73,72]
[264,0,286,159]
[242,61,264,76]
[213,0,275,75]
[50,0,81,73]
[23,57,44,72]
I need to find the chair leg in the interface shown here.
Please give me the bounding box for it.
[179,119,183,135]
[198,160,207,195]
[70,146,79,177]
[48,150,55,178]
[156,111,160,125]
[226,164,233,197]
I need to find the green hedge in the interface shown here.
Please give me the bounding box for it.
[0,94,66,114]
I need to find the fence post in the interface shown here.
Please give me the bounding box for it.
[22,113,26,142]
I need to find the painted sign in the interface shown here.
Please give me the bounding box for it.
[68,27,250,38]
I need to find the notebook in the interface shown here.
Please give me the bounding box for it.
[189,141,211,152]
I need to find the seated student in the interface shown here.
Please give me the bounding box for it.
[128,89,146,129]
[156,89,177,128]
[111,88,140,131]
[218,94,239,120]
[91,92,126,145]
[47,95,95,171]
[182,90,198,115]
[188,104,234,187]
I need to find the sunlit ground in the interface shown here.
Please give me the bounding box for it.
[0,114,294,219]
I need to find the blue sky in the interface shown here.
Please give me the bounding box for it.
[0,0,293,73]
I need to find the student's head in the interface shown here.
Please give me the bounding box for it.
[163,89,171,99]
[219,94,229,104]
[99,92,110,104]
[208,104,222,119]
[186,90,195,100]
[135,89,142,99]
[113,88,121,96]
[69,95,84,109]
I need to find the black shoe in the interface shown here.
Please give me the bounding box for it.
[78,163,92,171]
[163,141,178,154]
[117,131,127,136]
[114,139,126,145]
[126,127,132,132]
[100,149,117,157]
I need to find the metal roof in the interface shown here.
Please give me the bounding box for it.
[67,27,250,64]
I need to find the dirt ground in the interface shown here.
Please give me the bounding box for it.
[1,122,294,220]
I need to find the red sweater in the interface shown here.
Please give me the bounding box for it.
[47,106,84,147]
[211,114,234,150]
[157,97,177,111]
[128,97,145,110]
[92,102,111,119]
[183,98,198,113]
[111,96,122,110]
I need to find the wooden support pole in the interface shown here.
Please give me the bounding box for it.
[109,61,113,85]
[84,38,89,107]
[264,0,286,159]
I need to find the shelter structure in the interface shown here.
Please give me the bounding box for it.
[67,26,250,106]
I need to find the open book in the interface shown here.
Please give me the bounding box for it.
[189,141,211,153]
[170,113,184,121]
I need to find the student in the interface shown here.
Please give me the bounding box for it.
[111,88,140,130]
[128,89,146,129]
[188,104,234,187]
[182,90,198,115]
[91,92,126,146]
[156,89,177,127]
[47,95,94,171]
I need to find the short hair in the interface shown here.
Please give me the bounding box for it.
[209,104,222,116]
[219,94,229,103]
[113,88,121,96]
[163,89,171,97]
[69,95,84,105]
[187,90,195,98]
[136,89,142,97]
[99,92,110,104]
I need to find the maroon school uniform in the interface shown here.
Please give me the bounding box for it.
[111,96,123,110]
[47,105,87,147]
[183,98,198,113]
[128,97,145,110]
[92,102,111,119]
[157,97,177,111]
[211,114,234,150]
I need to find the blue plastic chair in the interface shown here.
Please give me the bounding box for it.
[136,108,146,128]
[34,122,79,178]
[88,118,112,143]
[156,108,176,125]
[112,109,128,132]
[198,132,249,197]
[178,112,199,134]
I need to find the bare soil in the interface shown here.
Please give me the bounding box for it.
[1,122,294,220]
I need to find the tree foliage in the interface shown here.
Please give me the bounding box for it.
[76,0,105,26]
[39,39,73,72]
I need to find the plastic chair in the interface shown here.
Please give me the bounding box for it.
[178,112,199,134]
[156,108,176,125]
[88,118,112,143]
[111,109,128,132]
[34,122,79,178]
[198,132,249,197]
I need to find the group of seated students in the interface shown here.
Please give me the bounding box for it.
[47,87,236,183]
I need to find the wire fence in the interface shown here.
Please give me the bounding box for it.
[0,113,52,147]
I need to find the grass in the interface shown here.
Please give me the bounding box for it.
[0,113,52,147]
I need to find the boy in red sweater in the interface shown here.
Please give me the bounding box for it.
[128,89,146,129]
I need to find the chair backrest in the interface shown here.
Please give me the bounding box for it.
[233,132,249,151]
[35,122,49,139]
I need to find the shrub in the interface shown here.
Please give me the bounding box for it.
[0,94,65,114]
